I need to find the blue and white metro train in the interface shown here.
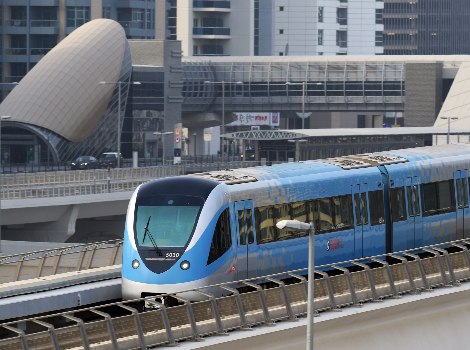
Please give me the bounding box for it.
[122,143,470,300]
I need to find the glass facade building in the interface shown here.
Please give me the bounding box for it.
[384,0,470,55]
[0,0,156,100]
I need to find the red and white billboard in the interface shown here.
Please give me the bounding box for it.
[228,112,280,127]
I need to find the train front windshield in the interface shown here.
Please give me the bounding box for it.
[134,195,204,249]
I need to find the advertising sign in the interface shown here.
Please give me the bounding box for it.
[228,112,280,126]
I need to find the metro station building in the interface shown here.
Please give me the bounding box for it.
[0,19,469,165]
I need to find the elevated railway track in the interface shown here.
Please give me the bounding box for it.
[0,162,257,200]
[1,239,470,349]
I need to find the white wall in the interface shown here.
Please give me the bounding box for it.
[176,0,192,56]
[177,0,253,56]
[259,0,382,56]
[227,1,254,55]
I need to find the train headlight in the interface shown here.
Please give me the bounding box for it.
[132,259,140,269]
[180,260,190,270]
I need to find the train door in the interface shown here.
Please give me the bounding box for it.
[233,200,257,280]
[389,179,409,252]
[352,184,370,258]
[454,170,469,239]
[405,176,423,247]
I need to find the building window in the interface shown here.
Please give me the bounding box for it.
[336,30,347,47]
[279,6,284,11]
[318,7,324,22]
[279,52,284,56]
[375,9,383,24]
[337,8,347,25]
[318,29,323,45]
[279,29,284,34]
[131,9,145,29]
[201,44,224,55]
[375,31,383,46]
[357,115,366,128]
[102,6,111,19]
[66,7,90,27]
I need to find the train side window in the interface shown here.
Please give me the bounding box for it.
[318,198,334,232]
[369,190,385,225]
[207,208,232,265]
[333,195,354,230]
[390,187,406,222]
[463,178,469,208]
[457,178,469,209]
[275,204,292,240]
[437,180,455,212]
[311,200,319,232]
[246,209,254,244]
[354,193,368,225]
[406,185,420,217]
[238,210,246,245]
[421,180,455,216]
[291,201,307,222]
[290,201,313,237]
[421,182,437,215]
[255,206,275,244]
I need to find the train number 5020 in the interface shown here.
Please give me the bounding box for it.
[166,252,180,258]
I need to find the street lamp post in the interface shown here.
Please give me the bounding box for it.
[99,80,141,167]
[204,80,243,161]
[286,81,322,129]
[276,219,315,350]
[153,131,173,165]
[301,81,306,129]
[192,133,197,158]
[0,115,12,254]
[286,81,308,129]
[440,116,458,144]
[204,80,226,161]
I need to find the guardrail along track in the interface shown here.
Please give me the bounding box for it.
[0,161,263,200]
[0,240,122,285]
[1,239,470,349]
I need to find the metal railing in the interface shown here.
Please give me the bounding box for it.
[1,239,469,349]
[0,240,122,284]
[0,161,266,200]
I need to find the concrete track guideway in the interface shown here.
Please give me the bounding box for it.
[1,239,470,349]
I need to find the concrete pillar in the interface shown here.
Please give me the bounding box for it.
[9,205,81,242]
[132,151,138,168]
[254,140,260,162]
[190,128,205,156]
[91,0,103,19]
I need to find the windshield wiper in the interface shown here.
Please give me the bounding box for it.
[142,216,163,256]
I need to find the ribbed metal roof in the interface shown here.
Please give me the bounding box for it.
[0,19,129,142]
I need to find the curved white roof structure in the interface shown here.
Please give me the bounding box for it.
[436,61,470,127]
[0,19,129,143]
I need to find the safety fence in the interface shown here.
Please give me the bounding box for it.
[0,161,264,200]
[0,239,469,349]
[0,240,122,285]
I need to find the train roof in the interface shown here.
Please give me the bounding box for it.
[190,143,470,185]
[190,161,343,184]
[384,143,470,161]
